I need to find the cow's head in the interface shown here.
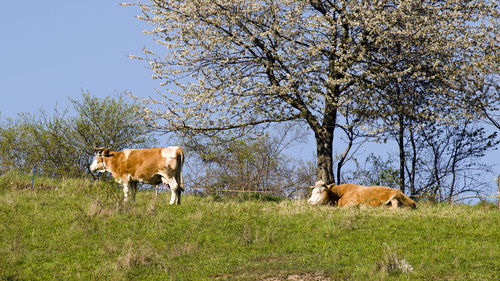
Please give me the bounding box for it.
[90,147,111,173]
[307,180,332,205]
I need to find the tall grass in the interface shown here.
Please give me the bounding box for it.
[1,172,499,280]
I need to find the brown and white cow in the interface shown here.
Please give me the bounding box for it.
[307,181,416,209]
[90,147,184,205]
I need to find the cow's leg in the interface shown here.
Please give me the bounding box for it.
[168,187,181,205]
[163,177,181,205]
[174,187,181,205]
[123,183,130,202]
[169,188,177,205]
[385,196,400,209]
[130,182,137,202]
[169,185,182,205]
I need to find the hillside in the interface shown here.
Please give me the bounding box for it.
[1,172,499,280]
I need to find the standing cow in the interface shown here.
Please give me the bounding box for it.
[90,147,184,205]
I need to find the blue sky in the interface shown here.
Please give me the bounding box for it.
[0,1,157,117]
[1,1,498,193]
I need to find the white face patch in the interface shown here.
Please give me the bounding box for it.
[89,155,106,172]
[308,186,327,205]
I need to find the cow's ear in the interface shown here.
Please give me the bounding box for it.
[103,148,111,157]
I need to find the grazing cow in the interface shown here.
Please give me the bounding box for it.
[307,181,416,209]
[90,147,184,205]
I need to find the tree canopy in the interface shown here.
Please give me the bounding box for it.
[127,0,499,185]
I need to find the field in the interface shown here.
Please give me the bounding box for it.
[1,172,499,280]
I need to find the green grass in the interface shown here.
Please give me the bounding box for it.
[1,172,499,280]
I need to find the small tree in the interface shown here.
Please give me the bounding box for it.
[346,154,400,189]
[0,113,41,174]
[70,91,154,151]
[0,92,156,177]
[408,119,498,201]
[348,120,499,201]
[70,91,157,175]
[184,124,311,197]
[334,106,371,185]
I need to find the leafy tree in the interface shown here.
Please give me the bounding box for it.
[0,92,156,177]
[70,92,157,175]
[70,92,154,151]
[0,113,41,173]
[0,108,84,177]
[126,0,498,186]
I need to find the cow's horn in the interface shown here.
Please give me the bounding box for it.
[308,180,325,189]
[315,180,326,187]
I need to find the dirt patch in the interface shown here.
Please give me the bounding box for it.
[263,272,331,281]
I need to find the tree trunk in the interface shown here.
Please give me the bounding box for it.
[315,130,335,185]
[398,114,406,194]
[316,48,341,185]
[408,124,417,195]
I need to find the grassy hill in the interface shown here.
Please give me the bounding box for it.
[1,172,499,280]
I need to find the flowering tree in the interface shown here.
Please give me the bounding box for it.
[126,0,498,185]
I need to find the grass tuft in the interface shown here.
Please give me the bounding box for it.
[115,239,160,270]
[375,244,414,278]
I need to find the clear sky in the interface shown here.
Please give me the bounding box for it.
[1,1,498,193]
[0,1,158,117]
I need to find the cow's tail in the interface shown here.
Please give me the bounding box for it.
[176,147,184,191]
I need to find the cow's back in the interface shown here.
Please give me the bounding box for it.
[128,148,166,173]
[336,184,401,207]
[106,148,168,183]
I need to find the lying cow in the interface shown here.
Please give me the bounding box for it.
[90,147,184,205]
[307,181,416,209]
